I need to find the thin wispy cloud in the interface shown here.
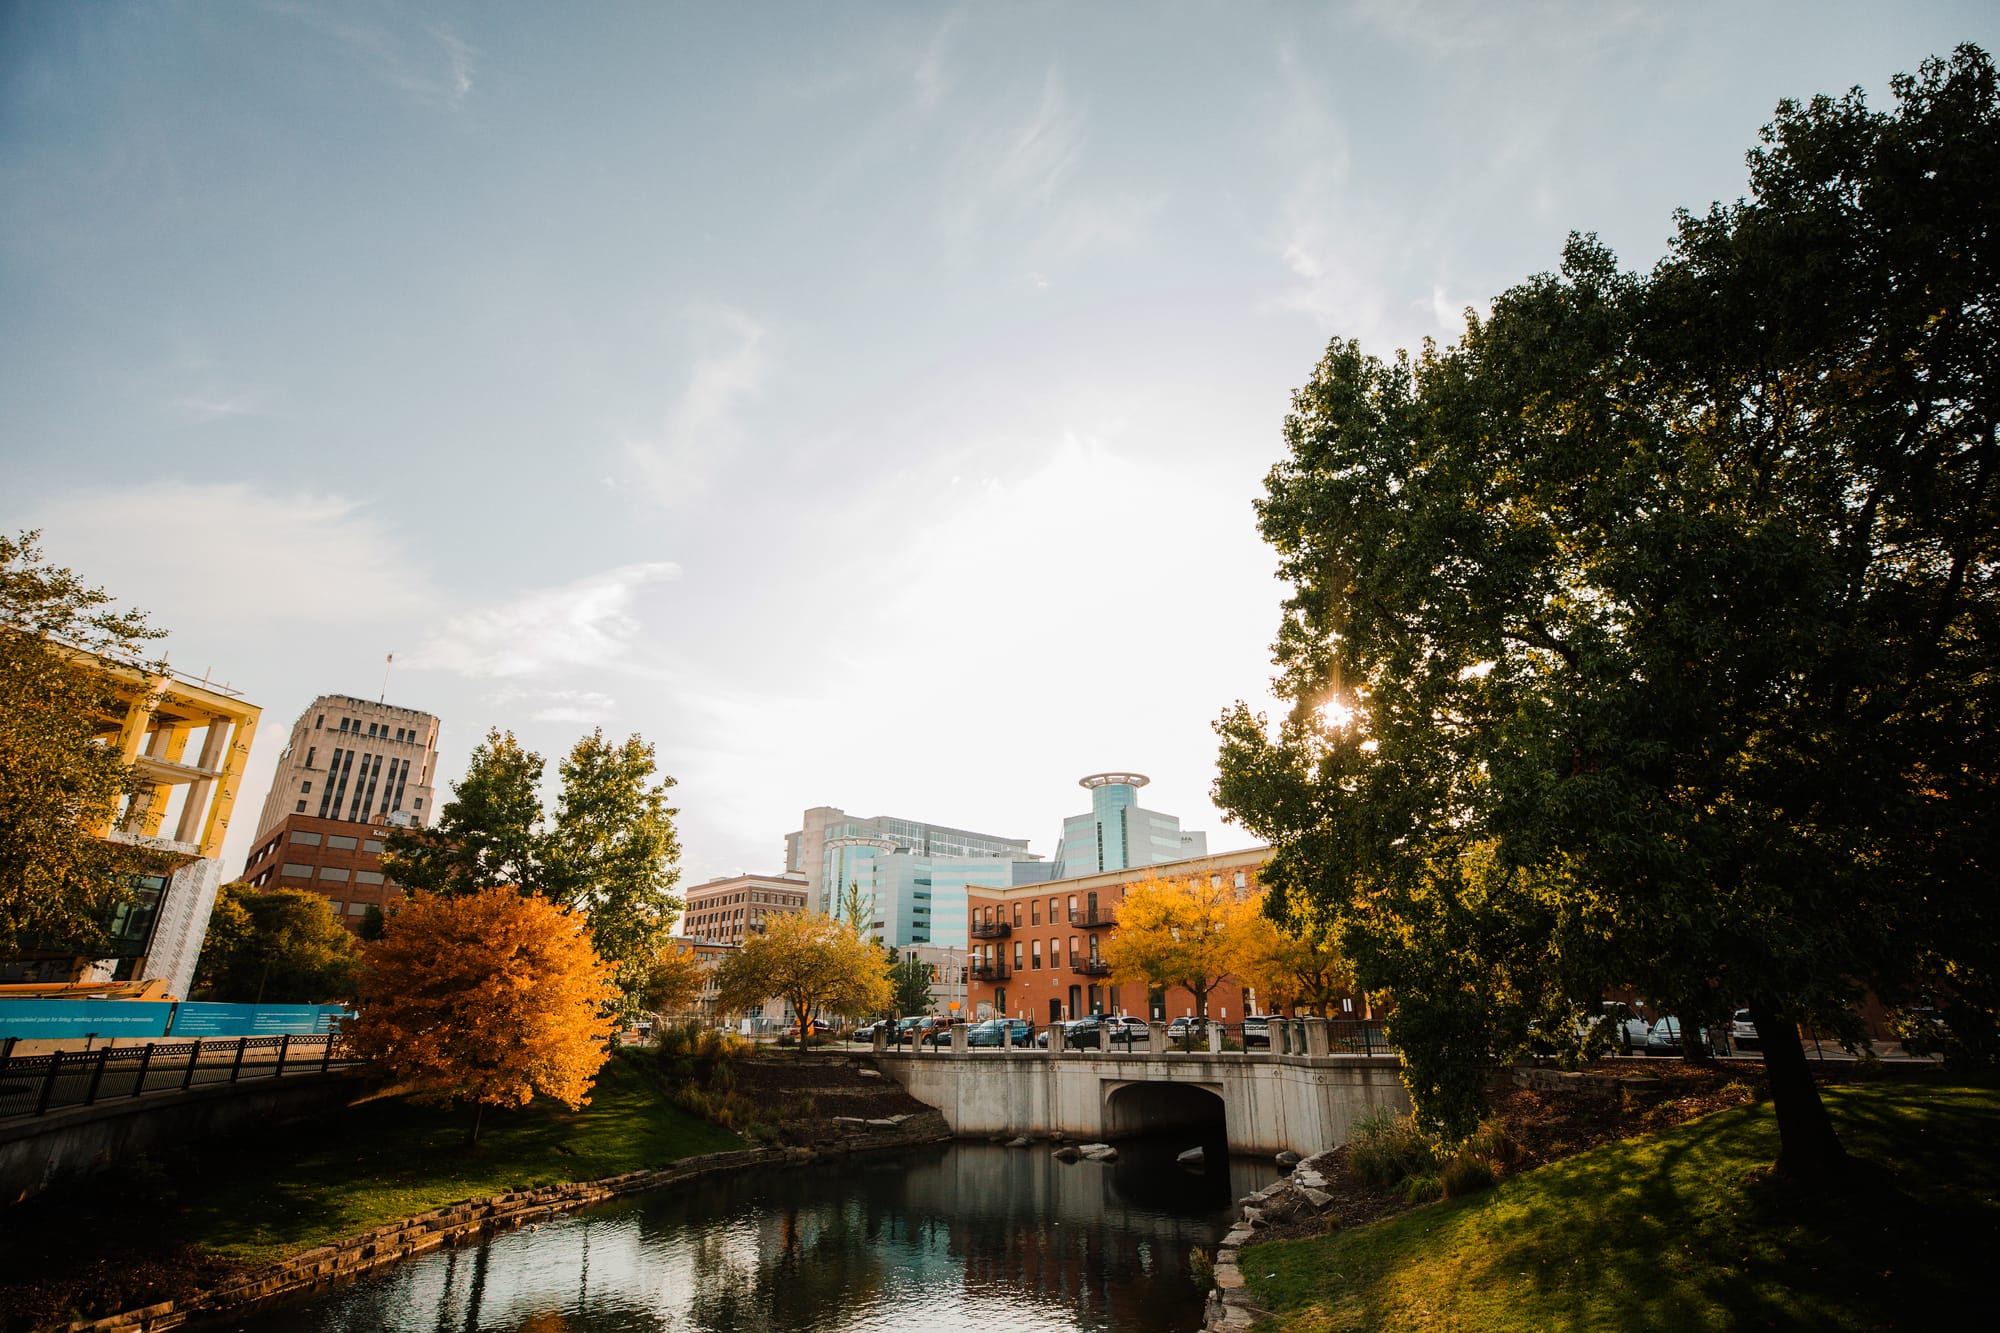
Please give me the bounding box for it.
[485,686,620,725]
[28,482,433,633]
[409,562,681,679]
[172,394,262,423]
[623,306,769,505]
[266,3,476,108]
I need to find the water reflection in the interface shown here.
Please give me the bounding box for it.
[219,1133,1273,1333]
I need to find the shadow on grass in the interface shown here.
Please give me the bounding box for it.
[1247,1083,2000,1333]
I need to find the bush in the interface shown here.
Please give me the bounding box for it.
[1349,1109,1438,1188]
[654,1020,749,1089]
[1349,1110,1517,1201]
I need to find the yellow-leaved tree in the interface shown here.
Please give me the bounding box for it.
[1104,875,1260,1019]
[1234,896,1355,1015]
[640,940,708,1018]
[713,911,889,1057]
[346,885,618,1142]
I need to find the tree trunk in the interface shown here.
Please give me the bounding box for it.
[467,1101,485,1147]
[1750,997,1846,1180]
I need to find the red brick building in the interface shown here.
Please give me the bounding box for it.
[967,846,1277,1026]
[239,813,407,930]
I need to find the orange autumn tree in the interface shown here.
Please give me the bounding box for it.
[346,885,618,1143]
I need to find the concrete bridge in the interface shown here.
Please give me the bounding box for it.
[875,1019,1410,1156]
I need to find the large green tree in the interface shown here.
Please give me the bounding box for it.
[542,730,683,995]
[383,726,685,1003]
[194,884,357,1003]
[381,728,546,897]
[1216,47,1998,1179]
[0,532,165,957]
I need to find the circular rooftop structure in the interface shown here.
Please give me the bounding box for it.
[1079,772,1149,790]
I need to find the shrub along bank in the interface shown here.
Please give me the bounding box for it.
[1241,1081,1999,1332]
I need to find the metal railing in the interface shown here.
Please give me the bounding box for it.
[968,962,1011,982]
[969,922,1011,940]
[1068,907,1117,928]
[0,1033,356,1121]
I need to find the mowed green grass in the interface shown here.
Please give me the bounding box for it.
[7,1054,746,1267]
[1244,1081,1999,1332]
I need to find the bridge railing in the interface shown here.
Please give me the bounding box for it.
[0,1034,356,1121]
[1013,1017,1391,1056]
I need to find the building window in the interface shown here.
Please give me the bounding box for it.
[289,831,322,846]
[348,901,368,915]
[326,834,358,850]
[1234,871,1247,888]
[355,871,385,885]
[319,867,350,882]
[294,801,306,812]
[1012,903,1022,927]
[305,747,315,768]
[1013,942,1023,969]
[1031,901,1041,925]
[1049,938,1060,968]
[315,714,323,729]
[282,863,315,878]
[362,839,384,854]
[328,901,344,915]
[1031,940,1042,970]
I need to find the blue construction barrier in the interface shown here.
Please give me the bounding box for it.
[0,1000,349,1040]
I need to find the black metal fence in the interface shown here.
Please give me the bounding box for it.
[0,1034,356,1121]
[886,1017,1392,1056]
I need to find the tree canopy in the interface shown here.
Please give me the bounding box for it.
[382,726,684,1002]
[1215,46,1999,1177]
[889,951,932,1017]
[713,911,890,1049]
[194,884,357,1004]
[638,940,707,1017]
[0,532,165,957]
[1103,875,1260,1019]
[344,885,617,1142]
[542,731,682,995]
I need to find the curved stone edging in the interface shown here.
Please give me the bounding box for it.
[58,1112,951,1333]
[1203,1152,1341,1333]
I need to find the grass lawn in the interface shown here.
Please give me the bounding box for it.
[3,1053,744,1272]
[1243,1080,1999,1332]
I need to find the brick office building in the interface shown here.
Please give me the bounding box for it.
[965,846,1275,1027]
[678,872,810,945]
[238,693,441,931]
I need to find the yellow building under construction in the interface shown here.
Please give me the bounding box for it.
[5,649,259,999]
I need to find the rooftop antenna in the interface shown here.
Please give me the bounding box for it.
[380,652,394,703]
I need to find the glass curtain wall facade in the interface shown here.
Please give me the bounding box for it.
[1053,773,1208,879]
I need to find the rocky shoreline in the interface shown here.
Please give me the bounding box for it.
[1204,1152,1338,1333]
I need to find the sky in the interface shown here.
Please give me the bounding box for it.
[5,2,1996,888]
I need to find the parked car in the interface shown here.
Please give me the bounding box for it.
[1242,1014,1273,1048]
[1586,1001,1650,1051]
[1166,1016,1197,1043]
[921,1016,966,1046]
[1645,1016,1707,1055]
[892,1015,926,1045]
[849,1019,887,1041]
[1729,1009,1759,1051]
[1105,1016,1149,1044]
[1060,1016,1104,1049]
[966,1018,1032,1048]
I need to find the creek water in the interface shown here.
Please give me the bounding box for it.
[213,1133,1276,1333]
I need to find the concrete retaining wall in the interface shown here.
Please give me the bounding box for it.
[1,1074,359,1205]
[877,1052,1409,1156]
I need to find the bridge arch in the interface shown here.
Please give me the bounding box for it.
[1101,1079,1226,1141]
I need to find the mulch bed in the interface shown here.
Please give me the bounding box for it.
[0,1239,241,1333]
[1241,1062,1763,1250]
